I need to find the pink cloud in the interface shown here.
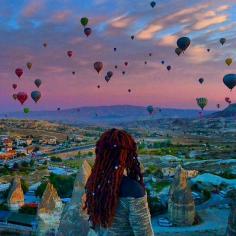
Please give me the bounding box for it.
[22,1,45,17]
[51,11,72,23]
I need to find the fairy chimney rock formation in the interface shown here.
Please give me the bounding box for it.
[168,165,195,226]
[58,160,92,236]
[7,176,24,211]
[37,182,63,236]
[226,201,236,236]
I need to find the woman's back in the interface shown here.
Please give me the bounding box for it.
[91,176,154,236]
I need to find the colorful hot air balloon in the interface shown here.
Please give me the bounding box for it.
[217,104,220,109]
[131,35,134,40]
[223,74,236,90]
[144,61,147,65]
[105,75,110,82]
[34,79,42,88]
[67,51,73,58]
[114,65,118,69]
[15,68,23,78]
[27,62,32,70]
[114,48,117,52]
[128,89,131,93]
[72,71,75,75]
[94,61,103,74]
[150,1,156,8]
[167,65,171,71]
[12,84,17,90]
[31,91,41,103]
[225,97,231,104]
[17,92,28,105]
[122,71,126,75]
[97,85,100,89]
[177,37,191,51]
[80,17,89,27]
[196,97,208,110]
[84,27,92,37]
[57,107,61,111]
[147,105,154,115]
[198,78,204,84]
[225,58,233,66]
[220,38,226,45]
[175,47,182,56]
[149,53,152,57]
[207,48,210,52]
[24,107,30,114]
[12,94,17,100]
[107,71,113,78]
[161,60,165,64]
[124,62,128,66]
[43,43,47,47]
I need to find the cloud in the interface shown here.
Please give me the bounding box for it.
[22,1,45,17]
[109,14,133,29]
[216,5,230,12]
[137,24,163,40]
[51,11,71,23]
[158,35,178,47]
[193,15,228,30]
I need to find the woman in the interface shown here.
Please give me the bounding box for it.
[84,128,154,236]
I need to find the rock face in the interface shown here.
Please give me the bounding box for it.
[58,160,92,236]
[168,165,195,226]
[37,182,63,236]
[226,202,236,236]
[7,176,24,211]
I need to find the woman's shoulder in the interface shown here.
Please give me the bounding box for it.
[119,176,145,198]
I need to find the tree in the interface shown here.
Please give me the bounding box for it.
[13,162,19,170]
[19,205,37,215]
[21,179,29,194]
[29,159,35,167]
[21,161,29,168]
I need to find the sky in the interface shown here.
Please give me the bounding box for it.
[0,0,236,112]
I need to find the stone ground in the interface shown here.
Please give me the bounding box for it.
[152,208,229,236]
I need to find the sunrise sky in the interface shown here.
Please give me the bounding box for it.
[0,0,236,112]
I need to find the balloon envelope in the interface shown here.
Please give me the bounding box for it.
[15,68,23,78]
[196,97,208,110]
[84,27,92,37]
[105,75,110,82]
[177,37,191,51]
[34,79,42,88]
[198,78,204,84]
[223,74,236,90]
[27,62,32,70]
[225,58,232,66]
[80,17,88,27]
[24,108,30,114]
[107,71,113,78]
[147,105,154,115]
[150,1,156,8]
[17,92,28,105]
[94,62,103,74]
[220,38,226,45]
[31,91,41,103]
[12,84,17,90]
[67,51,73,57]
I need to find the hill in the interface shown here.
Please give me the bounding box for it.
[209,103,236,118]
[0,105,215,125]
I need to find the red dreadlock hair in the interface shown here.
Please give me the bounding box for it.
[84,128,144,228]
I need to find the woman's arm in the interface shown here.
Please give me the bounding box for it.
[128,195,154,236]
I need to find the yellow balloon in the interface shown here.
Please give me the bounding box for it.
[225,58,233,66]
[27,62,32,70]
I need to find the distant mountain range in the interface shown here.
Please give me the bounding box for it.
[0,105,216,125]
[209,103,236,118]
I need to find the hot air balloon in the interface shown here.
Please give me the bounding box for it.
[97,85,100,89]
[12,84,17,90]
[144,61,147,65]
[149,53,152,57]
[196,97,208,110]
[198,78,204,84]
[150,1,156,8]
[94,61,103,74]
[57,107,61,111]
[115,65,118,69]
[105,75,110,82]
[131,35,134,40]
[27,62,32,70]
[72,71,75,75]
[84,27,92,37]
[80,17,88,27]
[225,58,232,66]
[175,47,182,56]
[161,60,165,64]
[12,94,17,100]
[107,71,113,78]
[124,62,128,66]
[128,89,131,93]
[114,48,117,52]
[220,38,226,45]
[207,48,210,52]
[225,97,231,104]
[217,104,220,109]
[31,91,41,103]
[122,71,126,75]
[43,43,47,47]
[223,74,236,90]
[67,51,73,58]
[15,68,23,78]
[147,105,154,115]
[24,108,30,114]
[34,79,42,88]
[17,92,28,105]
[177,37,191,51]
[167,65,171,71]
